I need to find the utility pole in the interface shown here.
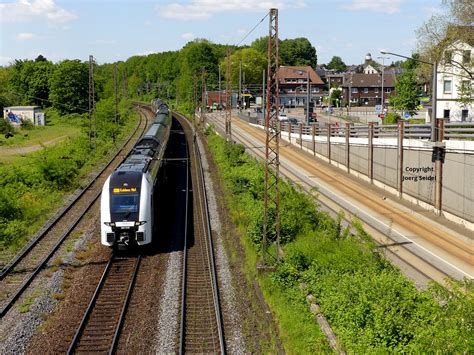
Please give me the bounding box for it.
[377,56,390,107]
[193,75,197,139]
[239,60,242,110]
[225,48,232,141]
[114,63,118,143]
[122,69,128,99]
[262,69,266,118]
[263,8,280,264]
[88,55,96,149]
[306,70,310,124]
[200,70,206,126]
[218,64,221,106]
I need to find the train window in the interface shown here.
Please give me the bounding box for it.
[111,194,139,214]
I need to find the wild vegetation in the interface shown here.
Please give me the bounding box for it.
[0,104,136,257]
[205,128,473,353]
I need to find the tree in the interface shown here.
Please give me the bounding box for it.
[221,48,266,87]
[416,0,473,79]
[9,59,53,106]
[456,80,473,108]
[251,36,318,68]
[326,56,347,72]
[49,60,89,114]
[330,88,342,107]
[280,38,317,67]
[389,59,421,116]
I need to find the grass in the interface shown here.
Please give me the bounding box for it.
[203,125,474,353]
[0,105,139,259]
[18,288,44,313]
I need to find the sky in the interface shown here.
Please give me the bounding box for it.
[0,0,444,67]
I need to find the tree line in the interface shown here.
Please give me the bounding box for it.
[0,37,317,117]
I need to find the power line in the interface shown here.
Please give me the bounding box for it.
[235,11,270,47]
[5,91,90,113]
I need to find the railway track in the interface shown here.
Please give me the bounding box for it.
[0,105,151,318]
[67,254,141,354]
[205,112,468,284]
[175,113,226,354]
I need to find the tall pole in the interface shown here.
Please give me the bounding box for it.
[114,63,118,143]
[306,70,310,124]
[239,60,242,110]
[218,64,221,106]
[377,56,389,107]
[200,69,206,126]
[262,69,265,114]
[225,48,232,141]
[88,55,96,149]
[263,8,280,264]
[431,61,438,141]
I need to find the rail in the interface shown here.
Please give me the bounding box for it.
[0,106,149,318]
[67,254,141,354]
[174,111,226,354]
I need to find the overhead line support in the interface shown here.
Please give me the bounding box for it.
[263,8,281,264]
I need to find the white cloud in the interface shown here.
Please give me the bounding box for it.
[181,32,195,40]
[16,32,35,41]
[156,0,306,21]
[341,0,403,14]
[0,0,77,24]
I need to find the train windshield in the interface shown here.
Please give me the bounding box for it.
[111,193,139,214]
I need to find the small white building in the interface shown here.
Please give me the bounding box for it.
[436,40,473,122]
[3,106,45,126]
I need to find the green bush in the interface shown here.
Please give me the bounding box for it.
[20,119,35,130]
[205,129,474,353]
[0,118,14,136]
[383,112,401,125]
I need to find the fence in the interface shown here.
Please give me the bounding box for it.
[253,119,474,228]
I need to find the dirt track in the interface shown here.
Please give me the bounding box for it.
[0,135,69,156]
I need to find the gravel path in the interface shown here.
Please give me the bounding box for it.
[153,251,182,352]
[0,135,70,156]
[0,220,96,354]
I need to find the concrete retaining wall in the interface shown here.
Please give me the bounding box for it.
[280,127,474,228]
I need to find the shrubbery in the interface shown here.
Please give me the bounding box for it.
[205,129,473,353]
[0,103,136,254]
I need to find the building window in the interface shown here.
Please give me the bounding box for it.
[374,88,379,93]
[443,109,450,119]
[313,88,320,93]
[462,50,471,64]
[461,110,468,122]
[385,88,391,93]
[443,80,452,93]
[351,88,358,93]
[363,88,368,93]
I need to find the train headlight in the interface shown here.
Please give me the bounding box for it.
[104,222,116,227]
[135,221,146,226]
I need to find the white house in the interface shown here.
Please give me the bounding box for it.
[3,106,45,126]
[436,40,473,122]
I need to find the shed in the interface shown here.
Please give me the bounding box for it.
[3,106,45,126]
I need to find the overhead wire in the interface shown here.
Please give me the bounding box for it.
[235,11,270,47]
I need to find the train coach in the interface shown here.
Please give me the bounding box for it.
[100,100,171,249]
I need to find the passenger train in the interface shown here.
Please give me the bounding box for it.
[100,99,171,249]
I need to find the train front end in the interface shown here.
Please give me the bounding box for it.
[100,170,152,249]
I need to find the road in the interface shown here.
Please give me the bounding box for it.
[206,111,473,288]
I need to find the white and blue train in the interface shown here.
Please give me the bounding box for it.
[100,99,171,249]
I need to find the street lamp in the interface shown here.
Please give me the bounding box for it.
[380,50,437,142]
[377,56,390,107]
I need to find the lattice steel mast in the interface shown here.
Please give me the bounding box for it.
[88,55,96,149]
[200,70,207,126]
[225,48,232,141]
[263,8,280,262]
